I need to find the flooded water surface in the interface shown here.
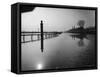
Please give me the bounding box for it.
[21,33,96,71]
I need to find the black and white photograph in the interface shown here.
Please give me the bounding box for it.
[20,4,97,72]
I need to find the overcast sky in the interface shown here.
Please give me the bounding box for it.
[21,7,95,32]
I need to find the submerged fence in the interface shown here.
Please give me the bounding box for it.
[21,32,62,43]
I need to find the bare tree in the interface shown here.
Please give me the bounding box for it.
[77,20,85,28]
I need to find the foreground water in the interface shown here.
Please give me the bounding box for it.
[21,33,95,71]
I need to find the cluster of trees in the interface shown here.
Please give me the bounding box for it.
[67,20,95,34]
[77,20,85,29]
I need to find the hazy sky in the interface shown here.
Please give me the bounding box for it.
[21,7,95,31]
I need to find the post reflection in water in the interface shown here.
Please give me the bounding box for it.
[22,33,95,71]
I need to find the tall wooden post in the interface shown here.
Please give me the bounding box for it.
[40,20,44,52]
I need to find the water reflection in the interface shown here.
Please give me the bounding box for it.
[22,33,95,71]
[70,33,88,47]
[37,63,43,70]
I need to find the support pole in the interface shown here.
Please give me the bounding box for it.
[40,20,44,52]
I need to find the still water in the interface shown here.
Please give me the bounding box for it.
[21,33,96,71]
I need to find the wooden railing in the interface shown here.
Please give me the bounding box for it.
[21,32,62,43]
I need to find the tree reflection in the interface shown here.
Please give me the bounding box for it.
[70,34,88,47]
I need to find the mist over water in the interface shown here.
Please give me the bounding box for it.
[21,7,95,32]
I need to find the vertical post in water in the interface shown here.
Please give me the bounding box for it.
[40,20,44,52]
